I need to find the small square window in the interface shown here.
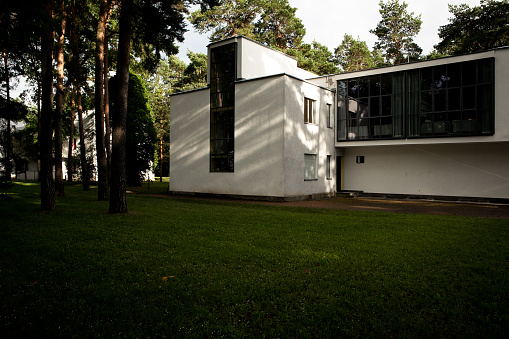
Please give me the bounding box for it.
[304,98,316,124]
[356,156,365,164]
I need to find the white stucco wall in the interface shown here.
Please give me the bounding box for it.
[207,37,316,84]
[341,142,509,199]
[282,77,336,197]
[170,77,288,198]
[169,74,335,199]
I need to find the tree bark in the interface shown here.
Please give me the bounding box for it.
[55,2,67,195]
[109,0,133,214]
[76,86,89,191]
[67,92,75,182]
[3,52,12,181]
[104,31,111,181]
[40,0,55,211]
[95,0,109,201]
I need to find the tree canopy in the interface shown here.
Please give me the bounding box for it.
[435,0,509,55]
[370,0,422,64]
[334,34,383,73]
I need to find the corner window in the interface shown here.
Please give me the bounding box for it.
[304,154,317,180]
[304,98,316,124]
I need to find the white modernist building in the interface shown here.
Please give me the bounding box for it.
[170,36,509,202]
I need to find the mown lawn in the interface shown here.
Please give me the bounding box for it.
[1,181,508,337]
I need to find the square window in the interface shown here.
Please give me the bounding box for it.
[304,154,317,180]
[304,98,316,124]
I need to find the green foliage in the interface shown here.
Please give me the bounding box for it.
[182,51,208,91]
[371,0,422,64]
[110,71,157,186]
[1,182,509,337]
[254,0,305,51]
[189,0,260,41]
[334,34,384,72]
[435,0,509,55]
[286,41,339,75]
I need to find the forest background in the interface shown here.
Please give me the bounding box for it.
[1,0,508,213]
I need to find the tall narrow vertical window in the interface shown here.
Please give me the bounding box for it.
[304,154,317,180]
[304,98,315,124]
[210,43,236,172]
[326,155,332,179]
[327,104,333,128]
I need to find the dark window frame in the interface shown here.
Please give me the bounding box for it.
[210,43,237,172]
[337,58,495,141]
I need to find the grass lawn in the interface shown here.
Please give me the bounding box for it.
[1,181,508,337]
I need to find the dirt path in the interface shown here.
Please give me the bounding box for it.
[137,191,509,219]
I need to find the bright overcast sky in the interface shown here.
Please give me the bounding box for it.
[176,0,483,63]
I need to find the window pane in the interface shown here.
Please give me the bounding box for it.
[448,63,461,87]
[380,73,392,95]
[358,78,369,97]
[462,61,476,85]
[304,154,317,180]
[370,75,381,96]
[381,95,391,116]
[463,86,475,110]
[348,80,358,98]
[448,88,461,111]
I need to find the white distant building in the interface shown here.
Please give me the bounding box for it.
[169,36,509,201]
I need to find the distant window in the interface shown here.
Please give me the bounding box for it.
[326,155,332,179]
[304,154,317,180]
[327,104,333,128]
[304,98,316,124]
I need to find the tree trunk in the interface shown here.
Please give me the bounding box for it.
[76,86,89,191]
[159,101,164,182]
[104,31,111,181]
[67,92,75,182]
[40,0,55,211]
[55,3,67,196]
[109,0,133,214]
[95,0,109,201]
[3,52,12,181]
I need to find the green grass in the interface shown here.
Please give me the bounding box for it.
[1,182,508,337]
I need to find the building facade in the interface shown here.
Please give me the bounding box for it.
[170,36,509,201]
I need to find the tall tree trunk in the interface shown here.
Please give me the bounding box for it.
[40,0,55,211]
[55,3,67,196]
[76,86,89,191]
[104,32,111,181]
[109,0,133,214]
[3,52,12,181]
[95,0,109,201]
[159,100,164,182]
[67,92,75,182]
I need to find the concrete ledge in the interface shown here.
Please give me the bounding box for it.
[168,191,335,202]
[354,192,509,205]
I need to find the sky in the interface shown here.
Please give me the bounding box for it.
[175,0,483,63]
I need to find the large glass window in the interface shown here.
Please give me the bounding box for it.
[337,73,404,140]
[210,43,236,172]
[337,58,494,141]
